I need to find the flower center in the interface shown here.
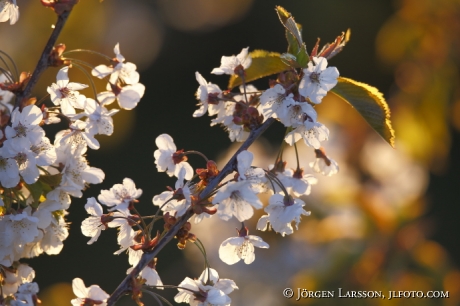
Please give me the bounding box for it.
[310,72,320,83]
[14,123,27,138]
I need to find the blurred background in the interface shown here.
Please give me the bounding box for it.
[1,0,459,305]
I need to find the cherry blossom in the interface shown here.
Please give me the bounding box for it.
[257,194,310,236]
[259,84,294,120]
[81,197,106,244]
[212,180,262,222]
[291,171,318,196]
[0,264,35,297]
[277,101,318,129]
[0,149,20,188]
[71,278,109,306]
[98,178,142,214]
[0,73,15,105]
[55,120,100,150]
[83,98,119,136]
[4,105,45,152]
[0,0,19,25]
[92,43,139,85]
[0,212,39,266]
[211,47,252,75]
[194,71,223,117]
[175,268,238,306]
[154,134,193,180]
[310,148,339,176]
[47,67,88,116]
[12,282,39,306]
[55,144,105,198]
[97,82,145,110]
[298,56,339,104]
[219,226,269,265]
[127,265,163,288]
[284,122,329,149]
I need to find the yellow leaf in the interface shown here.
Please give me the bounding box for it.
[228,50,289,89]
[331,77,395,147]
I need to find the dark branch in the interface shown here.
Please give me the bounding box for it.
[107,118,275,305]
[13,10,71,111]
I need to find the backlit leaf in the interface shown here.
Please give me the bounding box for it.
[228,50,289,89]
[331,77,395,147]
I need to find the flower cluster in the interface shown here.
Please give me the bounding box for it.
[0,41,144,304]
[0,2,375,305]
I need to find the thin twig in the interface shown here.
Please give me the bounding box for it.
[13,10,72,112]
[106,118,275,305]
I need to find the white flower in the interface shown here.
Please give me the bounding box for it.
[0,212,39,265]
[81,197,106,244]
[2,142,39,184]
[175,268,238,306]
[153,180,191,218]
[47,67,88,116]
[212,105,250,142]
[284,122,329,149]
[84,98,119,136]
[112,216,136,255]
[98,178,142,214]
[236,150,265,190]
[56,144,105,198]
[0,264,35,297]
[0,148,20,188]
[194,72,223,117]
[153,134,193,180]
[298,56,339,104]
[219,227,268,265]
[31,214,68,256]
[0,73,15,105]
[211,47,252,75]
[5,105,45,152]
[30,136,57,167]
[257,194,310,236]
[92,43,139,85]
[310,150,339,176]
[259,84,294,120]
[0,0,19,25]
[291,172,318,197]
[12,282,39,306]
[277,101,318,129]
[71,278,109,306]
[55,120,100,150]
[127,265,163,288]
[212,180,262,222]
[97,82,145,110]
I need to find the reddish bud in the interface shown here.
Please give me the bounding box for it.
[292,168,304,179]
[172,149,187,164]
[41,0,80,15]
[237,224,249,237]
[314,147,332,166]
[233,64,245,77]
[0,72,31,94]
[49,44,71,67]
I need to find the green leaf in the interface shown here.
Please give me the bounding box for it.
[295,45,309,68]
[39,173,62,188]
[331,77,395,147]
[228,50,289,89]
[25,181,44,207]
[280,53,300,68]
[275,6,303,53]
[275,6,309,68]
